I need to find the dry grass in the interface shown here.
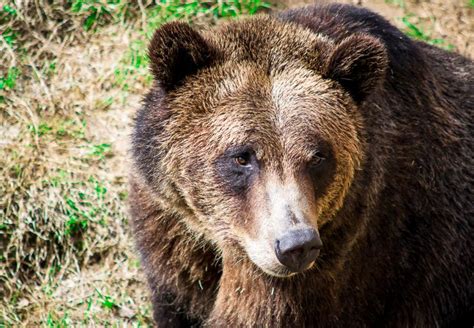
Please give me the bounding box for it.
[1,3,149,325]
[0,0,472,326]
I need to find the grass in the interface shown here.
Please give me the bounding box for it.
[70,0,131,31]
[401,14,454,50]
[385,0,405,9]
[0,67,19,90]
[384,0,458,51]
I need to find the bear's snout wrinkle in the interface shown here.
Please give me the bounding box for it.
[275,228,322,272]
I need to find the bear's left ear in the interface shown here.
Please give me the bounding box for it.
[322,34,388,104]
[148,22,217,91]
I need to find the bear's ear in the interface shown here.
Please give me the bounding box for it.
[148,22,216,91]
[322,34,388,104]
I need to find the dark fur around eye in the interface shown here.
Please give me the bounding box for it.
[215,146,258,195]
[307,147,336,199]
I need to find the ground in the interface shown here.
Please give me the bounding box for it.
[0,0,472,326]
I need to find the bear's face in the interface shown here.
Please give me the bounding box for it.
[141,17,387,277]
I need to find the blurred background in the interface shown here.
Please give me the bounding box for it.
[0,0,472,326]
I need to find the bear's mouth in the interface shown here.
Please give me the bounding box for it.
[258,260,317,278]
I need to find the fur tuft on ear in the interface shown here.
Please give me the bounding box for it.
[148,22,216,91]
[322,34,388,103]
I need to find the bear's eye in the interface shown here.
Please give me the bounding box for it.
[234,152,251,167]
[215,146,258,195]
[310,151,326,167]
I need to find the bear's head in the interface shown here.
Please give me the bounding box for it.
[134,16,388,277]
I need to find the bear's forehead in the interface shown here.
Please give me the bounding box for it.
[166,17,357,159]
[204,16,331,71]
[169,61,353,162]
[208,65,346,135]
[170,16,340,121]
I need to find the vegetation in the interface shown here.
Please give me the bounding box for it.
[384,0,455,50]
[401,14,454,50]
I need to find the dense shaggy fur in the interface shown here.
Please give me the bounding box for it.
[130,3,473,327]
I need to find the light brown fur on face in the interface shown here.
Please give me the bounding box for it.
[159,60,363,277]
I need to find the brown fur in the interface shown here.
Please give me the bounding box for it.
[130,3,473,327]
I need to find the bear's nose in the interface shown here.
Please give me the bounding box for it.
[275,228,322,272]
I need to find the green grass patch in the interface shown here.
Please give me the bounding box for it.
[87,143,112,160]
[401,14,454,50]
[147,0,271,27]
[46,312,70,328]
[96,289,117,310]
[69,0,271,32]
[0,66,20,90]
[61,175,109,236]
[56,119,87,139]
[385,0,405,9]
[28,123,53,137]
[2,27,18,47]
[26,118,87,139]
[70,0,134,31]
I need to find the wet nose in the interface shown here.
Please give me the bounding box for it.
[275,229,323,272]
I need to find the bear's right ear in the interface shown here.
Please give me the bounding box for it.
[148,22,216,91]
[322,34,388,104]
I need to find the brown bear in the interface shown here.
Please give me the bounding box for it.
[129,3,473,327]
